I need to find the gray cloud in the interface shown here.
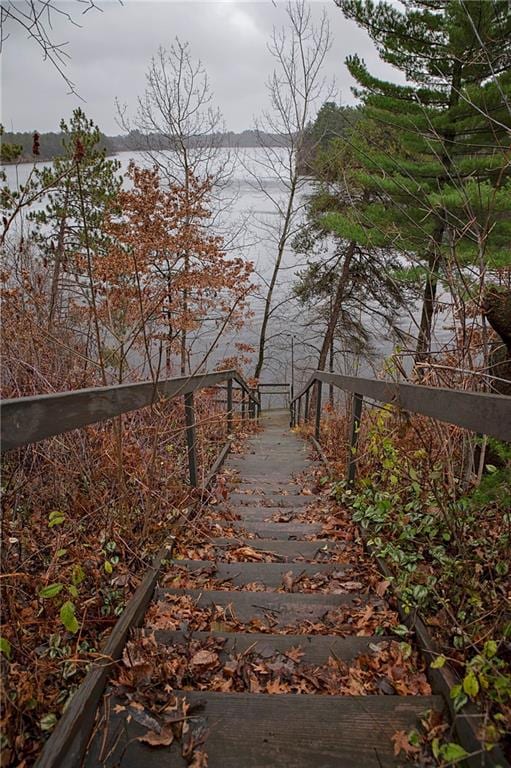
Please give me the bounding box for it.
[2,0,403,134]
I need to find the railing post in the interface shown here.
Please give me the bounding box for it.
[297,396,302,426]
[227,378,233,434]
[184,392,198,487]
[256,386,261,419]
[305,389,310,422]
[315,380,322,441]
[249,391,255,419]
[347,392,363,486]
[314,381,322,443]
[241,390,246,421]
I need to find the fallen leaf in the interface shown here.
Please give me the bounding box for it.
[282,571,294,592]
[266,678,289,694]
[376,580,390,597]
[341,581,363,591]
[231,546,264,561]
[188,748,209,767]
[191,650,218,667]
[285,645,304,663]
[391,730,420,757]
[138,726,174,747]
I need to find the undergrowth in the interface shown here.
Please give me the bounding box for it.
[316,405,511,762]
[0,396,256,766]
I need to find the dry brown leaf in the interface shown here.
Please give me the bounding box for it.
[137,726,174,747]
[391,730,420,757]
[376,579,391,597]
[188,748,209,767]
[232,546,265,561]
[285,645,305,663]
[282,571,295,592]
[341,581,363,591]
[191,650,218,667]
[266,678,290,694]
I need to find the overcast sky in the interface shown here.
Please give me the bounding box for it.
[2,0,402,134]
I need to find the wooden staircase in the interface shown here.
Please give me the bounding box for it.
[85,410,442,767]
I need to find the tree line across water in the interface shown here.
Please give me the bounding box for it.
[0,127,292,164]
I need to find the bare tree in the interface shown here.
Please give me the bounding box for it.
[249,0,332,380]
[117,39,239,375]
[117,39,234,193]
[0,0,113,94]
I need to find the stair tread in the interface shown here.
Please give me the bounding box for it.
[213,504,311,521]
[166,559,349,587]
[215,520,321,539]
[228,492,313,507]
[155,588,373,626]
[210,537,341,561]
[148,629,395,663]
[86,691,444,768]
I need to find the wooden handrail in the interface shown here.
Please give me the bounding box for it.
[1,369,259,453]
[290,370,511,444]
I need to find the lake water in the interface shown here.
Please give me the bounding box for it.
[2,148,440,405]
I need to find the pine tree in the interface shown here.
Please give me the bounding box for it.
[30,108,121,329]
[335,0,511,364]
[293,112,413,379]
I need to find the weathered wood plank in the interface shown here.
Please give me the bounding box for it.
[211,537,341,561]
[215,520,321,539]
[167,559,348,587]
[149,629,394,664]
[294,372,511,441]
[85,692,444,768]
[1,370,258,452]
[155,588,370,626]
[228,492,313,507]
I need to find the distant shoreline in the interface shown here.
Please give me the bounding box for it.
[1,129,291,165]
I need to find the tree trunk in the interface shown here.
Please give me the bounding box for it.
[254,178,297,380]
[413,62,461,370]
[317,241,355,373]
[47,184,70,330]
[311,240,356,411]
[414,230,444,366]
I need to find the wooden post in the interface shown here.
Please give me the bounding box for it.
[227,378,233,434]
[315,381,322,441]
[347,392,363,486]
[256,386,261,419]
[305,389,310,422]
[297,396,302,426]
[241,390,246,421]
[184,392,198,487]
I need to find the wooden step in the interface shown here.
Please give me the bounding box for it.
[211,537,341,562]
[232,479,305,489]
[212,505,306,522]
[155,589,370,625]
[216,520,321,539]
[86,691,444,767]
[228,471,309,483]
[148,629,394,664]
[166,559,349,587]
[231,484,306,497]
[227,459,312,474]
[229,493,313,507]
